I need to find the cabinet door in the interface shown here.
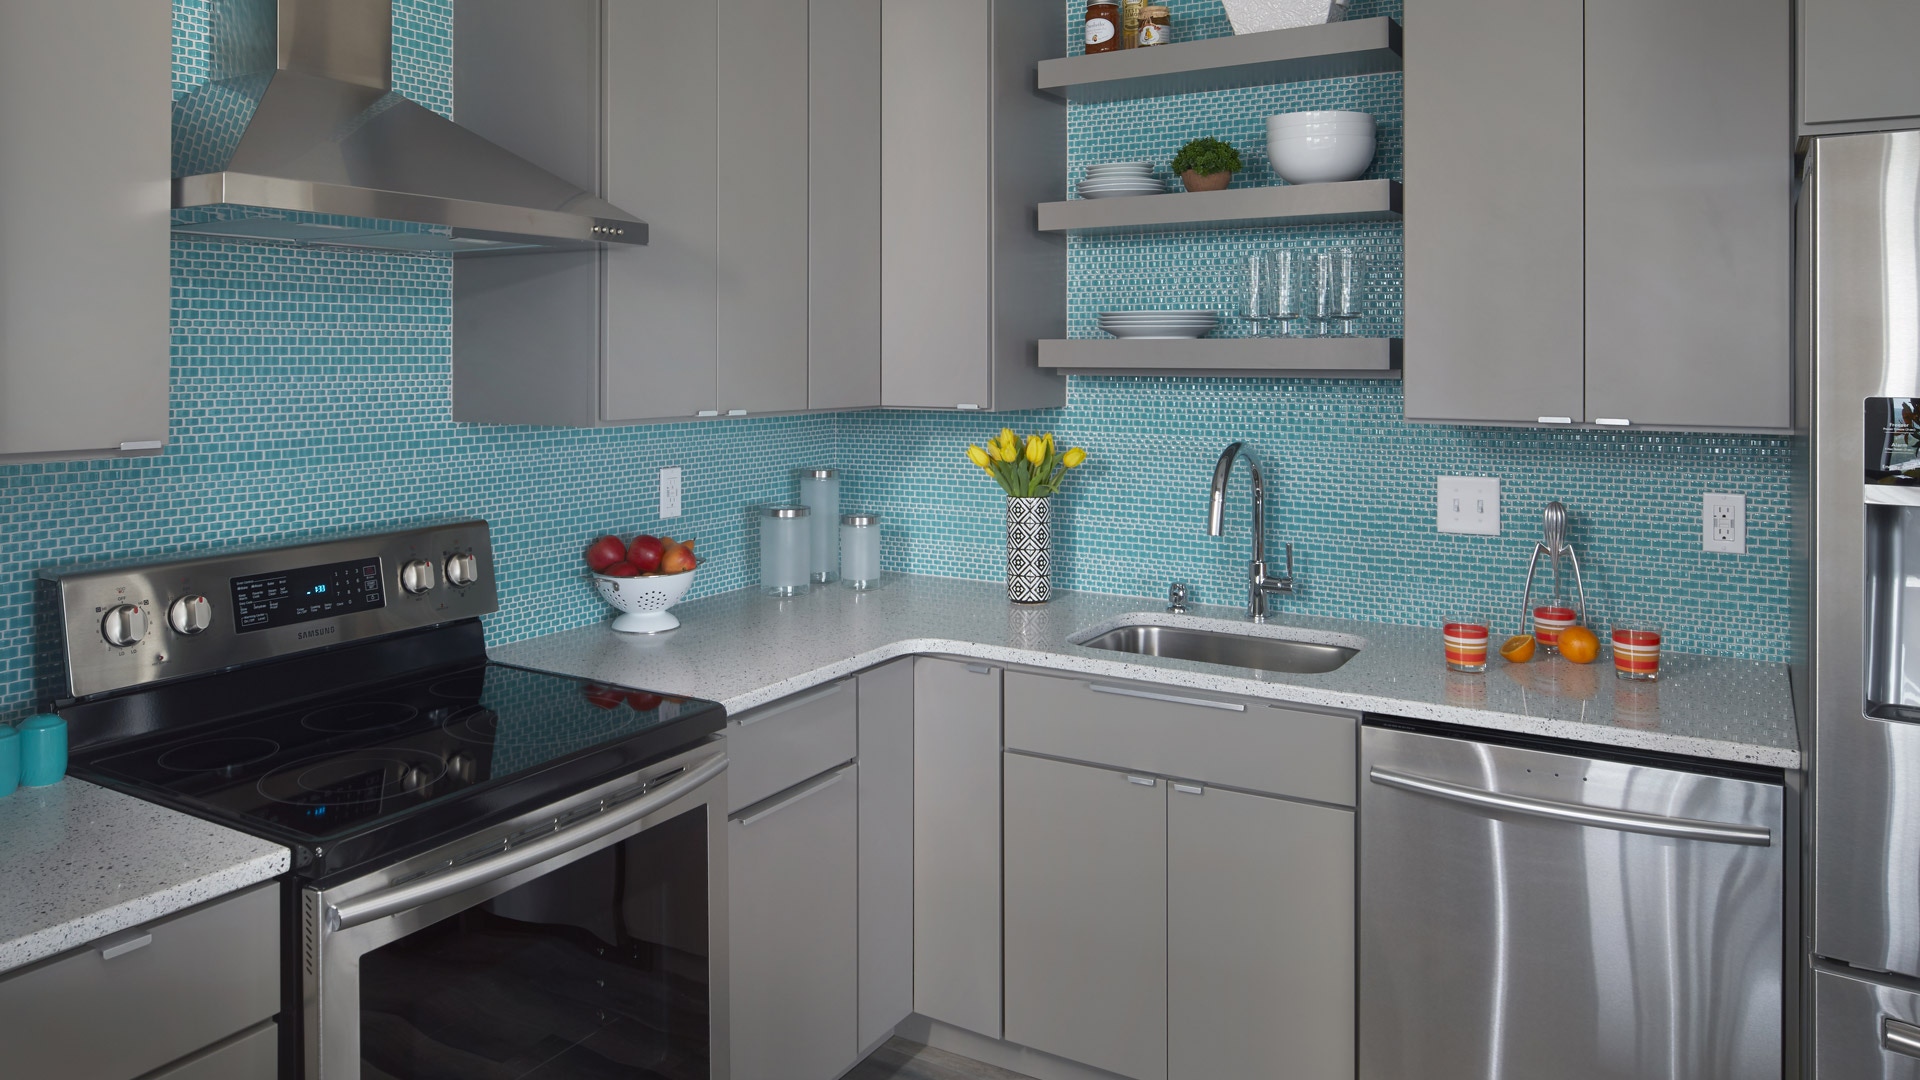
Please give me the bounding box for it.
[912,658,1002,1037]
[0,0,169,459]
[1004,753,1168,1080]
[1583,0,1791,431]
[857,660,915,1049]
[716,0,811,414]
[1402,0,1584,424]
[729,763,860,1080]
[1168,784,1354,1080]
[1801,0,1920,130]
[604,0,719,421]
[809,0,883,410]
[880,0,992,409]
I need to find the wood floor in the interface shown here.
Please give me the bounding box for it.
[843,1037,1037,1080]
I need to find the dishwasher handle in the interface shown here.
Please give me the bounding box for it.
[1367,767,1773,847]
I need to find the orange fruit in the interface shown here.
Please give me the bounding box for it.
[1558,625,1600,664]
[1499,634,1536,663]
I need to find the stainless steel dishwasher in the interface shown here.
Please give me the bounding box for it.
[1360,723,1785,1080]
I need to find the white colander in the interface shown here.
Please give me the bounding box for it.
[592,568,697,633]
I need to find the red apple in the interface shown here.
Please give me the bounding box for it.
[627,534,665,573]
[660,543,697,574]
[601,561,640,578]
[585,534,627,572]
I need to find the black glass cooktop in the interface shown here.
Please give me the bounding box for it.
[65,623,723,882]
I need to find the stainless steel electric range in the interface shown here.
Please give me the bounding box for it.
[37,521,729,1080]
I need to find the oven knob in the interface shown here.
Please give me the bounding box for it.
[444,552,480,588]
[101,604,148,647]
[167,595,214,636]
[400,558,438,595]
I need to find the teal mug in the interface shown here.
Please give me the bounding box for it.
[17,715,65,788]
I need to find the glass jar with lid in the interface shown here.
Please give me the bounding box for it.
[759,505,811,596]
[840,513,882,589]
[796,467,840,583]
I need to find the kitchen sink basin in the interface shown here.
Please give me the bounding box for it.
[1078,624,1359,675]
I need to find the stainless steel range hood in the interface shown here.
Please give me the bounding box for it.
[171,0,645,255]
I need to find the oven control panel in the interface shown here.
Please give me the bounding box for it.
[38,521,498,700]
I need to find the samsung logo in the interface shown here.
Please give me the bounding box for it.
[298,625,338,640]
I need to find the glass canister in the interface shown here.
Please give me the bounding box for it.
[759,505,811,596]
[796,467,840,583]
[841,513,882,589]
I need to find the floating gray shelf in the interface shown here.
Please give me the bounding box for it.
[1039,337,1402,376]
[1036,18,1402,103]
[1039,179,1400,235]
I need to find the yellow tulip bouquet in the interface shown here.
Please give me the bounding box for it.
[966,429,1088,498]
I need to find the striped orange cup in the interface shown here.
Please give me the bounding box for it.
[1443,615,1490,673]
[1533,605,1578,652]
[1612,623,1662,681]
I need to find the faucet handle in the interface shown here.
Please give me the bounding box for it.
[1284,543,1293,581]
[1167,582,1190,613]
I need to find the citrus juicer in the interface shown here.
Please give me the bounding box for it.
[1519,500,1588,637]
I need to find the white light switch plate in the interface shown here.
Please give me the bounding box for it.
[1703,492,1745,553]
[1437,476,1501,535]
[660,467,683,519]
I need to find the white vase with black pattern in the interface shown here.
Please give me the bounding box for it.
[1005,496,1052,603]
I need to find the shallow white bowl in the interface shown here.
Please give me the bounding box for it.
[592,567,696,633]
[1268,129,1376,184]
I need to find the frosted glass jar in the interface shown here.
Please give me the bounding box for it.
[796,467,840,583]
[840,513,882,589]
[759,505,811,596]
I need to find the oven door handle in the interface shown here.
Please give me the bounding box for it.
[326,753,728,933]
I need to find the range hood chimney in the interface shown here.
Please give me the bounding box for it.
[171,0,645,255]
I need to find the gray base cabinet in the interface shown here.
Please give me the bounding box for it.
[857,660,916,1049]
[912,658,1005,1038]
[729,763,861,1080]
[1004,754,1168,1080]
[1800,0,1920,133]
[0,0,170,461]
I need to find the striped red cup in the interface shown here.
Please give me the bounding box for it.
[1612,623,1663,680]
[1533,605,1578,652]
[1443,615,1490,673]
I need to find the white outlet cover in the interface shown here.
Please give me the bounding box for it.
[1702,492,1746,554]
[1437,476,1501,535]
[660,466,683,519]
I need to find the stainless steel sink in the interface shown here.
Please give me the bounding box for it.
[1078,624,1359,675]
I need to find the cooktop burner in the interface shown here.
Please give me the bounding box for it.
[301,701,419,733]
[157,736,283,775]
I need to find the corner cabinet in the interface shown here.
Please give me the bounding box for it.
[880,0,1066,411]
[1404,0,1791,432]
[1800,0,1920,134]
[452,0,880,424]
[0,0,170,461]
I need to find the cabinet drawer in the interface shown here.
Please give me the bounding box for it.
[0,882,280,1080]
[727,679,858,812]
[147,1021,278,1080]
[1003,671,1356,806]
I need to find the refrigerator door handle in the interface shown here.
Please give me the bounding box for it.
[1367,767,1774,846]
[1884,1017,1920,1059]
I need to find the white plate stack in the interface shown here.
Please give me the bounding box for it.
[1097,310,1218,339]
[1077,161,1167,199]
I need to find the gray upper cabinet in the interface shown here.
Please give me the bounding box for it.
[0,0,170,461]
[1801,0,1920,133]
[880,0,1066,411]
[1405,0,1792,432]
[454,0,879,424]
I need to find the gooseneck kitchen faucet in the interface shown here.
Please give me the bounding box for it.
[1207,442,1298,621]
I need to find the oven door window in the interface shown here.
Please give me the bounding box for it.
[357,807,709,1079]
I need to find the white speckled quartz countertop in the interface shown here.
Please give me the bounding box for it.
[492,574,1800,770]
[0,779,288,976]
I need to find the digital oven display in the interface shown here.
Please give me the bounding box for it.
[231,557,386,633]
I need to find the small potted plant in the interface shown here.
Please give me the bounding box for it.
[965,430,1089,604]
[1171,137,1242,193]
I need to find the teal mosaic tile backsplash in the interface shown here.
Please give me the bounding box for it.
[0,0,1795,722]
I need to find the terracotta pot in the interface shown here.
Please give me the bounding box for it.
[1181,169,1233,193]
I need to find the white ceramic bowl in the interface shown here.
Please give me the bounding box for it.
[1268,129,1376,185]
[1267,109,1375,132]
[592,567,696,634]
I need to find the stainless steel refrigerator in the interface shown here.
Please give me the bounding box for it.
[1808,128,1920,1077]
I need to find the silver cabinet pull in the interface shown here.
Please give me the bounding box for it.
[327,753,727,932]
[96,932,153,960]
[1087,683,1246,712]
[1367,767,1773,846]
[965,663,995,675]
[1885,1018,1920,1059]
[1126,775,1157,787]
[1537,416,1573,424]
[1173,783,1204,795]
[1594,418,1630,426]
[737,765,851,826]
[734,681,849,726]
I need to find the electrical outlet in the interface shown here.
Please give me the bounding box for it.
[1437,476,1501,535]
[660,467,683,519]
[1702,492,1745,553]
